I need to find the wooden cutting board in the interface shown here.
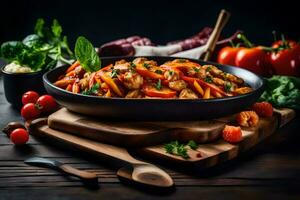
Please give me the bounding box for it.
[48,108,225,147]
[30,108,295,168]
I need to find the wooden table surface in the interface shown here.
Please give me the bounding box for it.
[0,75,300,200]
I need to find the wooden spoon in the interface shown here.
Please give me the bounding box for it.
[29,118,174,188]
[203,9,231,61]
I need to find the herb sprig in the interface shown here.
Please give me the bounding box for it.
[164,140,199,159]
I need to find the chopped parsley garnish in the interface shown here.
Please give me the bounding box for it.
[224,82,233,93]
[193,67,200,73]
[143,63,150,69]
[155,79,162,90]
[169,70,174,76]
[206,66,212,72]
[164,141,189,159]
[205,76,213,83]
[82,83,100,95]
[155,69,163,74]
[130,62,136,68]
[187,140,199,150]
[111,69,120,78]
[164,140,199,159]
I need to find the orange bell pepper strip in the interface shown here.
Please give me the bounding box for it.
[193,80,204,96]
[54,79,75,88]
[203,87,210,99]
[136,64,165,80]
[66,84,72,92]
[89,72,96,89]
[105,89,111,97]
[98,71,124,97]
[66,61,80,73]
[100,64,113,72]
[143,85,176,98]
[181,76,231,97]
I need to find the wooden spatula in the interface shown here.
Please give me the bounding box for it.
[29,118,174,188]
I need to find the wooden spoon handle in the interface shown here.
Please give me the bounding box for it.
[203,9,231,61]
[29,118,146,165]
[59,164,98,182]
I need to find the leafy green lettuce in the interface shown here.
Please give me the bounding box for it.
[260,76,300,110]
[0,18,73,71]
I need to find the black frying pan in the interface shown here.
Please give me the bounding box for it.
[43,56,265,120]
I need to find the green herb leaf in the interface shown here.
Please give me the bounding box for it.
[143,63,150,69]
[34,18,45,37]
[224,82,232,93]
[75,36,101,72]
[155,69,163,74]
[205,76,213,83]
[193,67,200,73]
[164,141,189,159]
[260,76,300,110]
[111,69,120,78]
[155,79,162,90]
[22,34,43,48]
[187,140,198,150]
[82,83,100,95]
[51,19,62,38]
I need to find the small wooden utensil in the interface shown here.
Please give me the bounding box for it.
[29,118,174,188]
[203,9,231,61]
[24,156,98,186]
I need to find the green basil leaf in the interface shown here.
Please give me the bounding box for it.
[34,18,45,37]
[51,19,62,38]
[22,34,43,48]
[75,36,101,72]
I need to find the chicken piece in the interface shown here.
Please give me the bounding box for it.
[113,61,131,73]
[168,80,187,91]
[179,88,198,99]
[123,71,143,89]
[212,77,225,86]
[79,78,89,90]
[234,87,253,94]
[202,65,244,85]
[132,57,157,66]
[115,59,127,65]
[164,70,180,81]
[74,66,84,78]
[125,90,143,98]
[236,111,259,127]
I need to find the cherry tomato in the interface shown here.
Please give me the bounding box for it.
[143,85,176,98]
[136,65,165,79]
[235,47,269,75]
[217,46,241,66]
[269,42,300,76]
[10,128,29,145]
[36,95,57,113]
[22,91,39,105]
[272,40,298,49]
[21,103,41,120]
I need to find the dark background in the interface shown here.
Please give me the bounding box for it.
[0,0,299,48]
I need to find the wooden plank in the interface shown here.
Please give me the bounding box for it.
[48,108,225,146]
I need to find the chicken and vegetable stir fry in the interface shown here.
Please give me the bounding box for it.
[54,58,253,99]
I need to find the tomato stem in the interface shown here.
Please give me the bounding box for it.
[237,34,253,48]
[272,31,277,43]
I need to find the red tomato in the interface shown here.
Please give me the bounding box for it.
[136,65,165,79]
[222,125,242,143]
[21,103,41,120]
[235,47,268,75]
[269,44,300,76]
[143,85,176,98]
[22,91,39,105]
[37,95,57,113]
[10,128,29,145]
[217,47,241,66]
[272,40,298,49]
[252,102,273,117]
